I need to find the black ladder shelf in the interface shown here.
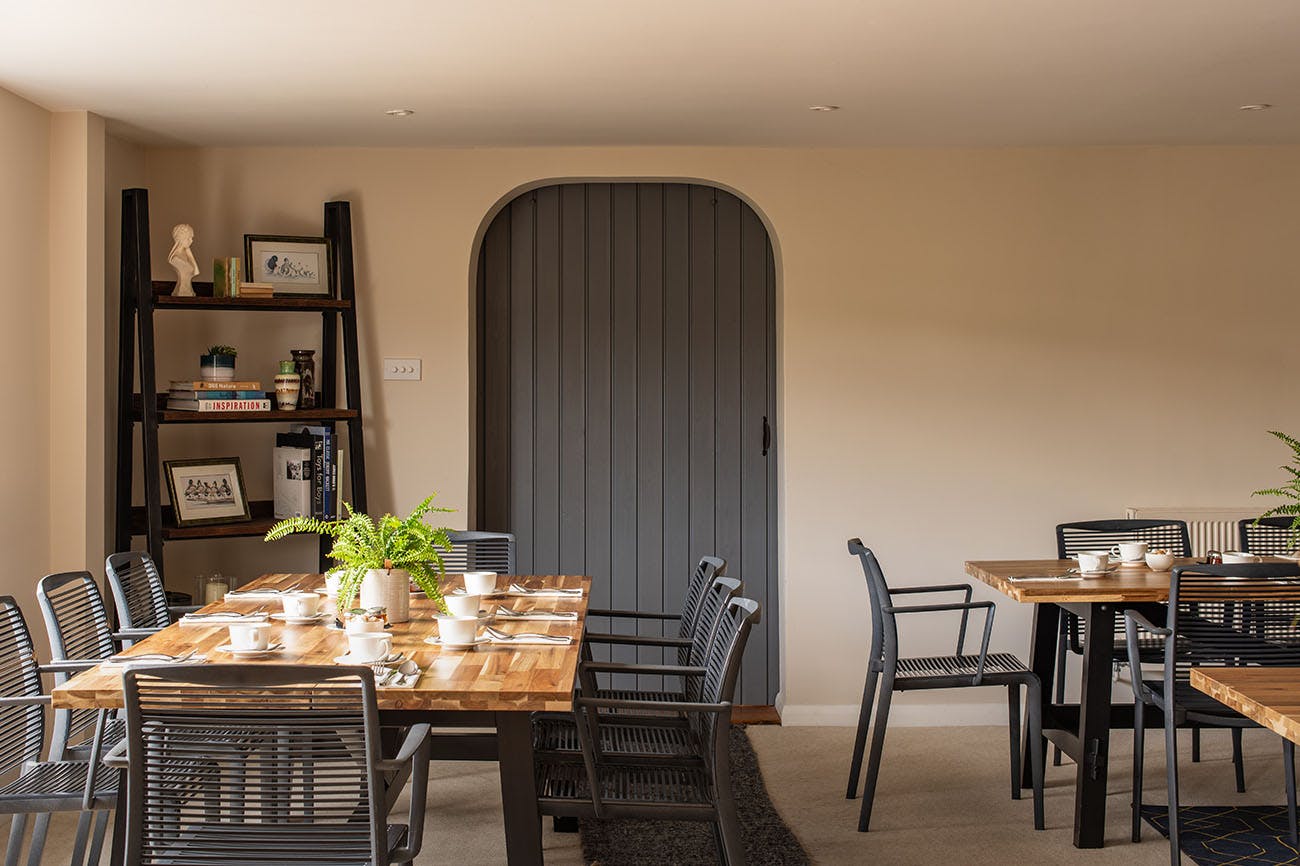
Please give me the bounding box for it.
[112,188,369,578]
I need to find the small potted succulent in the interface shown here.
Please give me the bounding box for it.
[200,344,237,382]
[263,494,455,623]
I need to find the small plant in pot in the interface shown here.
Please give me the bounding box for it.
[200,344,237,382]
[263,494,455,623]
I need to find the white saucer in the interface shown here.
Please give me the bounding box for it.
[424,636,489,650]
[1117,559,1147,568]
[270,612,330,625]
[216,643,285,657]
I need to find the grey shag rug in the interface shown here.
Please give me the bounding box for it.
[579,726,811,865]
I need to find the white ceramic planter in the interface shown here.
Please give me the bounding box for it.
[359,568,410,623]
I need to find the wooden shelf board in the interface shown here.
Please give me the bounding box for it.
[131,394,357,424]
[152,281,350,311]
[128,500,320,541]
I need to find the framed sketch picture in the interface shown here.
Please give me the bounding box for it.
[243,235,335,296]
[164,457,252,527]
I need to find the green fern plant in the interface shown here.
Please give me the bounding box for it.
[1253,430,1300,552]
[265,494,455,612]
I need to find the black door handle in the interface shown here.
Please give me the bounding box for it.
[762,416,771,456]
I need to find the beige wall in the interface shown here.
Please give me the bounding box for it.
[122,145,1300,721]
[0,87,53,616]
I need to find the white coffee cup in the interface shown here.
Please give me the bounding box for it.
[281,592,321,618]
[1145,551,1175,571]
[462,572,498,597]
[346,631,393,663]
[323,571,343,596]
[1111,541,1148,562]
[1077,550,1111,574]
[228,622,272,651]
[444,592,482,618]
[437,615,480,646]
[1223,551,1262,564]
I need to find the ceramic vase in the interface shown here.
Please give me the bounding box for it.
[274,360,301,410]
[291,349,316,409]
[359,568,411,623]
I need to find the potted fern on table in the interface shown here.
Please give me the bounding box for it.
[1253,430,1300,552]
[264,494,455,622]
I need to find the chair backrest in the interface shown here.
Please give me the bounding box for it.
[106,551,171,631]
[1164,563,1300,693]
[683,576,743,701]
[441,530,515,574]
[121,665,389,866]
[0,596,45,778]
[38,571,116,748]
[1239,517,1299,555]
[1056,519,1191,558]
[847,538,892,663]
[676,555,727,655]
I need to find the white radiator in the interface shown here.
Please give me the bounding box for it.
[1125,506,1261,556]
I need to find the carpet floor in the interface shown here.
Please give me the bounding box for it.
[16,724,1296,864]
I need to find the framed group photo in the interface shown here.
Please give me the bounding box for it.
[164,457,251,527]
[243,234,335,297]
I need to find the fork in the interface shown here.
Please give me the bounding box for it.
[484,626,571,643]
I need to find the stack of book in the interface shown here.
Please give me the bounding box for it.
[273,426,341,519]
[237,282,275,298]
[168,380,270,412]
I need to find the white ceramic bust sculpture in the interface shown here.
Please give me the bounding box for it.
[168,223,199,297]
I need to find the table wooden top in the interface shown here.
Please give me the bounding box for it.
[964,558,1205,604]
[50,572,590,713]
[1191,667,1300,746]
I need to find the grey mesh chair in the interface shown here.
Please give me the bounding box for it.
[441,530,515,573]
[105,551,201,643]
[1239,517,1299,555]
[535,596,761,866]
[1125,563,1300,865]
[1053,520,1194,767]
[0,596,117,866]
[110,665,430,866]
[846,539,1043,832]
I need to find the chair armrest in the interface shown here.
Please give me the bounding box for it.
[886,601,997,685]
[1124,611,1172,702]
[375,723,431,773]
[101,739,128,769]
[0,695,51,707]
[889,583,973,597]
[114,628,161,641]
[578,696,732,714]
[586,608,682,621]
[39,660,102,675]
[167,604,203,617]
[582,632,692,648]
[580,662,706,677]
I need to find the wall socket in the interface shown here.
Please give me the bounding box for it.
[383,358,422,380]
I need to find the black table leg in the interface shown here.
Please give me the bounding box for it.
[1074,602,1115,848]
[1022,602,1060,789]
[497,711,544,865]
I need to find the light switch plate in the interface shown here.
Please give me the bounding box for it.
[383,358,421,380]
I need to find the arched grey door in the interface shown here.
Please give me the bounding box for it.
[476,182,778,704]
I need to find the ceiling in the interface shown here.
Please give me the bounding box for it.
[2,0,1298,147]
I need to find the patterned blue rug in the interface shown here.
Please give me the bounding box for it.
[1142,805,1300,865]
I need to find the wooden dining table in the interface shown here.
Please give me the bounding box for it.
[965,557,1200,849]
[1192,667,1300,746]
[50,571,591,866]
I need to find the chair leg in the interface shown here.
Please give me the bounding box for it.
[1165,718,1181,866]
[24,814,50,866]
[1285,739,1298,846]
[1026,679,1045,831]
[1132,700,1146,842]
[1008,684,1022,800]
[1232,728,1246,793]
[67,812,92,866]
[846,665,879,799]
[858,674,894,832]
[1191,726,1200,763]
[716,803,746,866]
[88,810,110,866]
[5,815,27,866]
[1053,631,1066,766]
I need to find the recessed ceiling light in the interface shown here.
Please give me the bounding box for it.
[1239,103,1273,111]
[808,104,840,112]
[384,108,415,117]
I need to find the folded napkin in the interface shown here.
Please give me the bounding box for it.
[103,653,207,668]
[506,584,584,597]
[180,612,269,625]
[224,589,287,599]
[484,627,573,646]
[494,608,579,621]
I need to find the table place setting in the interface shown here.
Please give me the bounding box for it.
[223,587,292,600]
[484,626,573,646]
[494,607,579,621]
[179,610,269,625]
[103,649,206,668]
[501,583,584,598]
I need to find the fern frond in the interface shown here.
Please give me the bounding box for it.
[264,515,342,542]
